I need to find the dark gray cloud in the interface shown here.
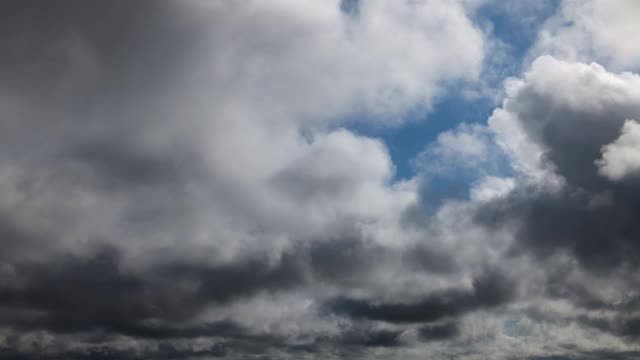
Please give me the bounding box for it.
[575,314,640,339]
[526,350,640,360]
[0,246,303,337]
[476,184,640,271]
[417,322,459,342]
[327,270,514,323]
[403,244,460,275]
[62,140,192,189]
[0,231,470,357]
[336,328,403,348]
[0,342,228,360]
[307,234,384,284]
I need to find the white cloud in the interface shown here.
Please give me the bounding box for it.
[414,123,500,177]
[597,119,640,181]
[531,0,640,70]
[185,0,485,128]
[489,55,640,188]
[470,176,515,202]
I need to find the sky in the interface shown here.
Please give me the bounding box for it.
[1,1,640,359]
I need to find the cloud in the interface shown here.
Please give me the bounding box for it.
[597,119,640,181]
[469,176,516,202]
[417,322,459,341]
[0,0,484,264]
[393,54,640,358]
[482,56,640,272]
[327,269,514,323]
[0,247,305,336]
[336,327,404,348]
[490,56,640,185]
[530,0,640,70]
[412,122,513,210]
[414,123,497,176]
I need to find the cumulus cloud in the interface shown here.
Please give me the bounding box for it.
[489,55,640,187]
[415,123,496,176]
[484,55,640,268]
[470,176,516,202]
[531,0,640,70]
[597,119,640,181]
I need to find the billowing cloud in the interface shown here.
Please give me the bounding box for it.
[597,119,640,181]
[530,0,640,71]
[459,54,640,358]
[415,123,497,176]
[484,56,640,269]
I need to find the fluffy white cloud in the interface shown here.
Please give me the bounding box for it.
[531,0,640,70]
[489,55,640,187]
[186,0,485,126]
[597,119,640,181]
[421,124,490,164]
[414,122,507,179]
[470,176,515,202]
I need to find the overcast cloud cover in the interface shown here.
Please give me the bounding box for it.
[1,1,640,359]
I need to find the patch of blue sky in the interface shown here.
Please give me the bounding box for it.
[417,130,514,212]
[384,91,495,180]
[475,0,560,63]
[339,0,359,17]
[502,317,533,338]
[341,1,559,207]
[353,2,559,175]
[346,81,500,180]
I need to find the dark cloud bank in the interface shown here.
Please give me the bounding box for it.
[1,1,640,359]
